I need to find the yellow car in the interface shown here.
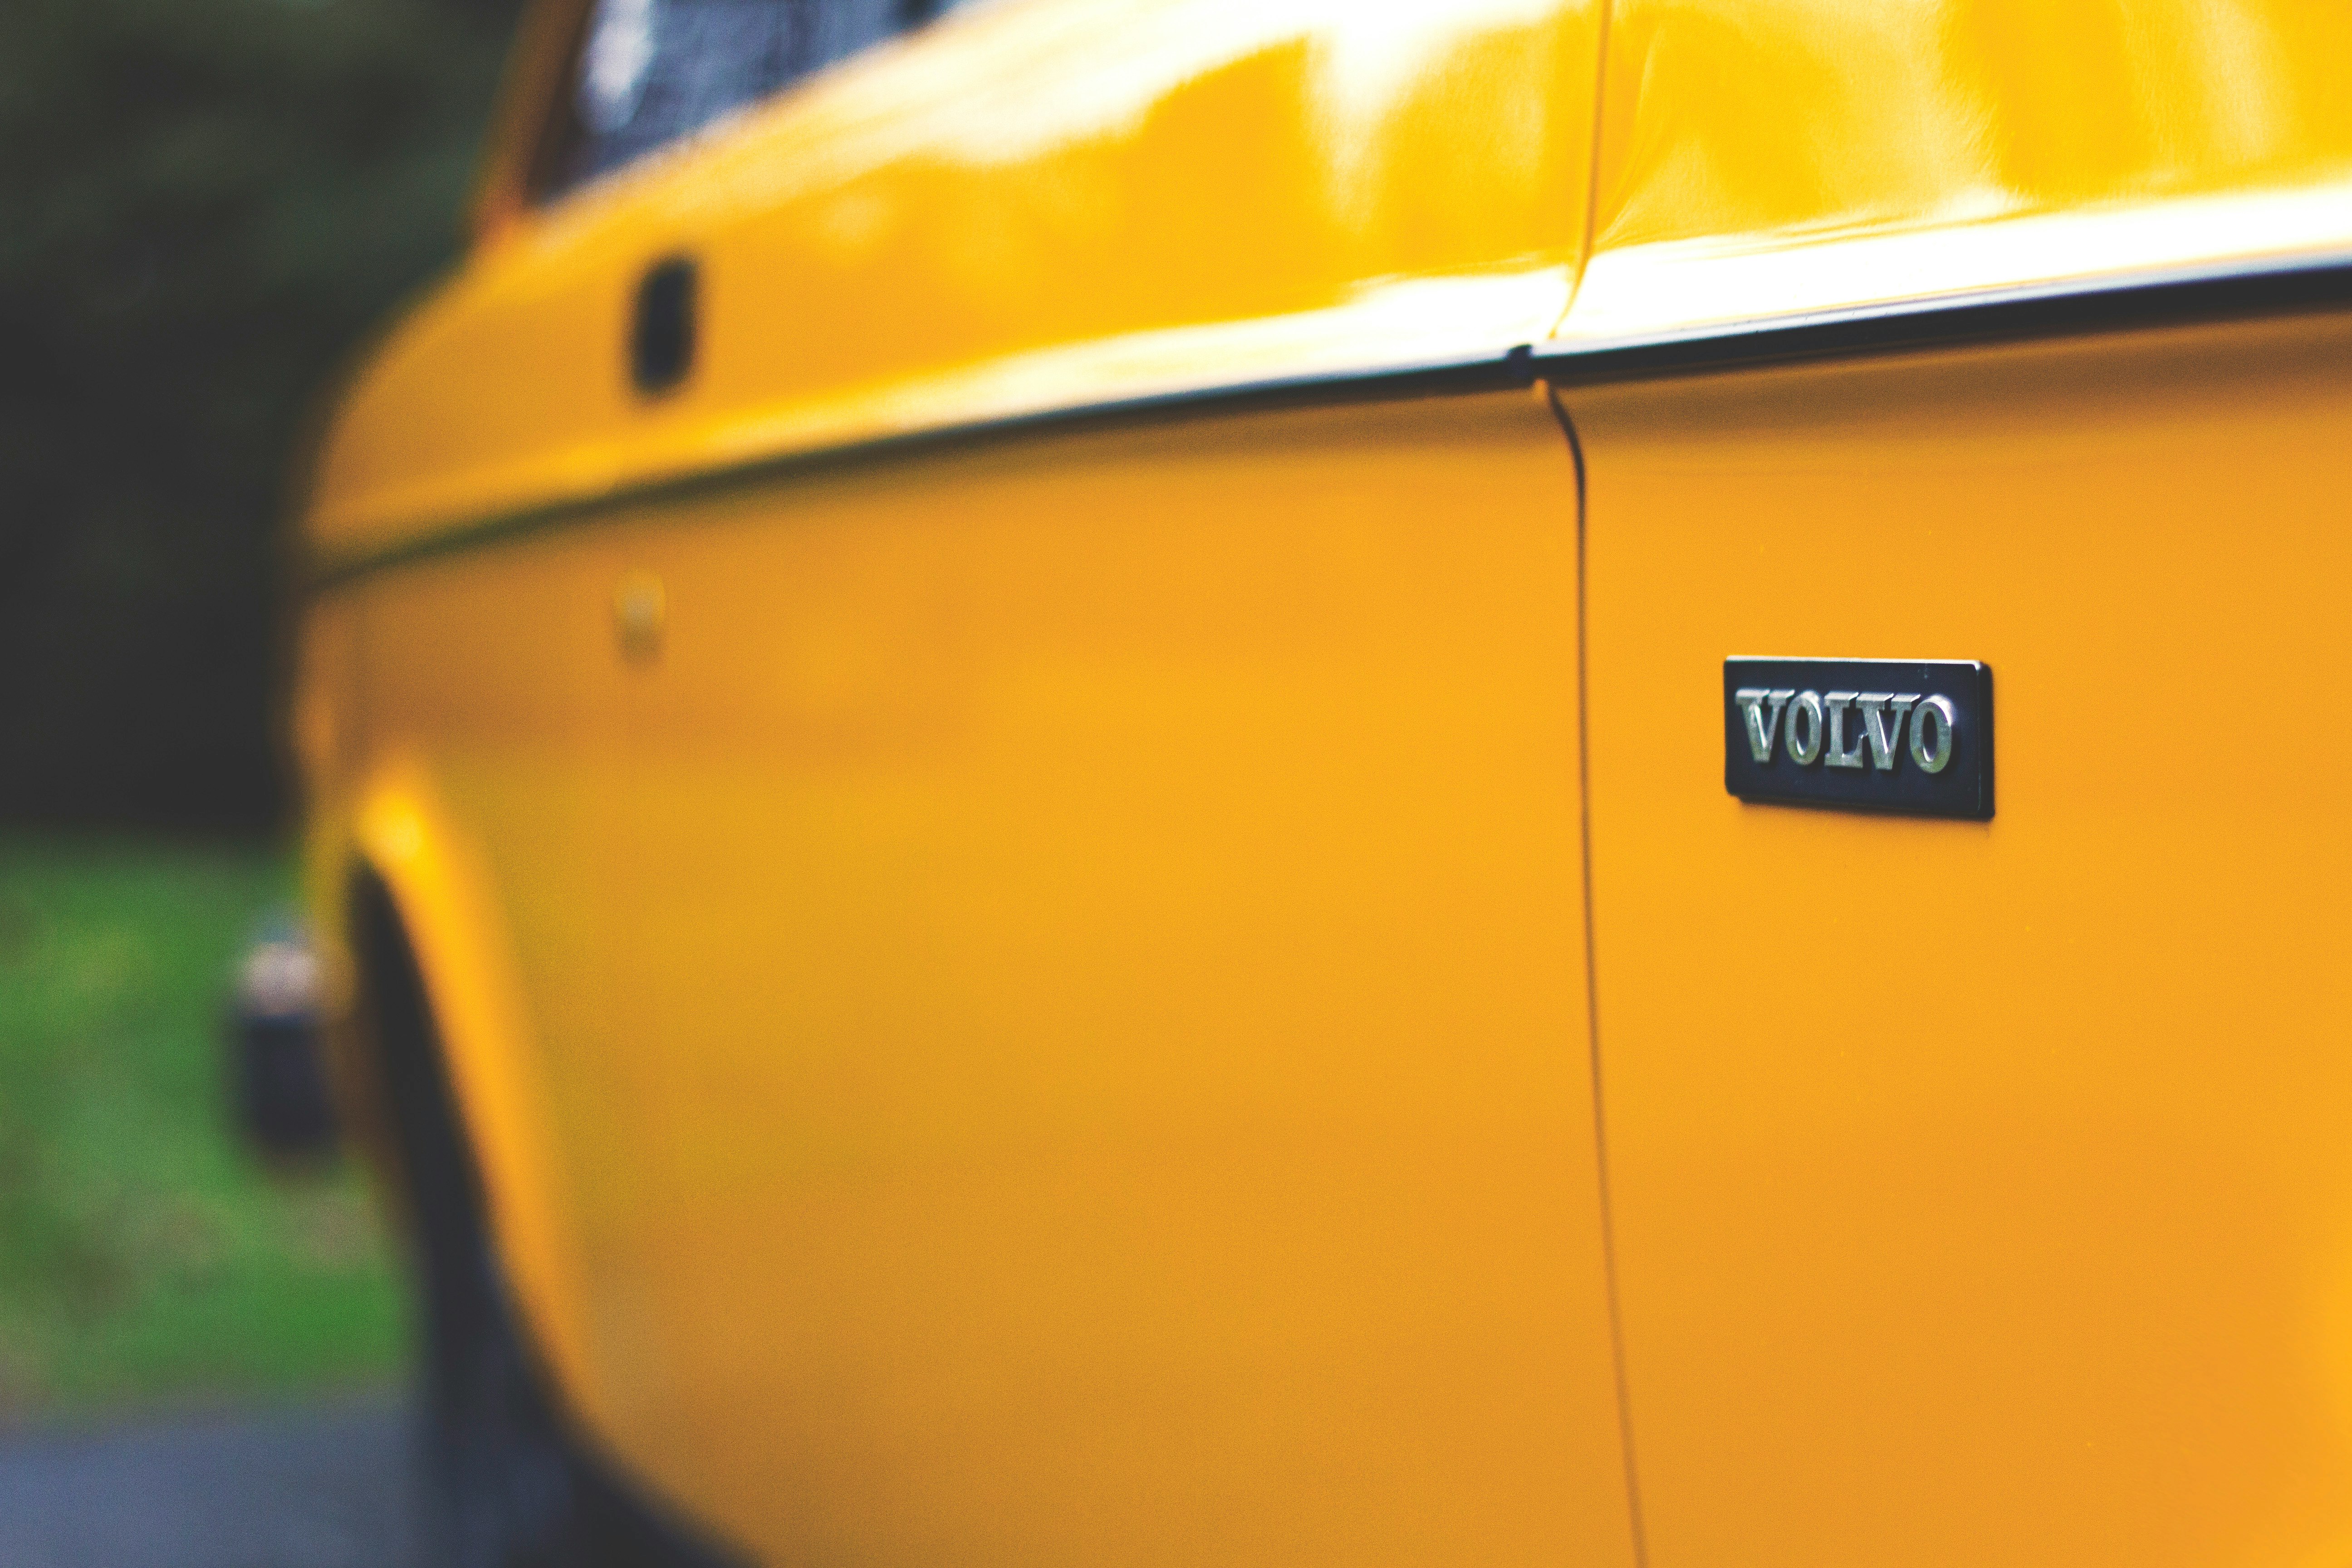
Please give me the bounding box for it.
[296,0,2352,1562]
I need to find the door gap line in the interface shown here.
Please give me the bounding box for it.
[1545,380,1649,1568]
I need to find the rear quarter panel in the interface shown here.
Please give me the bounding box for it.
[1570,305,2352,1568]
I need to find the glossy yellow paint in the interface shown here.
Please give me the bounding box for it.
[342,392,1634,1564]
[1547,11,2352,1563]
[296,0,2352,1558]
[307,0,1603,558]
[299,5,1626,1553]
[1566,313,2352,1568]
[1563,0,2352,346]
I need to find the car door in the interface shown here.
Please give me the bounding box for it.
[589,5,1632,1561]
[605,393,1629,1566]
[308,0,1639,1562]
[1559,0,2352,1563]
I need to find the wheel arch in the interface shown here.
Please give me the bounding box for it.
[323,758,600,1426]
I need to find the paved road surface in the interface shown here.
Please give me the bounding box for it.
[0,1396,420,1568]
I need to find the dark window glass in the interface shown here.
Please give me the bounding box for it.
[553,0,949,196]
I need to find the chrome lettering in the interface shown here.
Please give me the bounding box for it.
[1784,691,1825,765]
[1735,687,1797,763]
[1910,695,1956,774]
[1859,693,1918,772]
[1824,691,1867,769]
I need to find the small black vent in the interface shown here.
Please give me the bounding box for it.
[631,256,697,396]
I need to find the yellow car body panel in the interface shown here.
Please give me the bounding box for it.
[1566,0,2352,350]
[307,0,1633,1560]
[1573,312,2352,1568]
[294,0,2352,1560]
[306,0,1604,559]
[1548,5,2352,1563]
[351,393,1634,1564]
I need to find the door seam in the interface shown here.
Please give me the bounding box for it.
[1545,380,1648,1568]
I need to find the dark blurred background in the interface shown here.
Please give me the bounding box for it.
[0,0,528,1467]
[2,0,525,831]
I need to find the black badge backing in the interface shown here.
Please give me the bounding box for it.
[1723,658,1993,820]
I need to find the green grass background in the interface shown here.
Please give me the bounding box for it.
[0,835,406,1422]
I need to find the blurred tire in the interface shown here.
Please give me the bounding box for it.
[355,875,740,1568]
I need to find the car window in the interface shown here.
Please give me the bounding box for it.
[552,0,961,196]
